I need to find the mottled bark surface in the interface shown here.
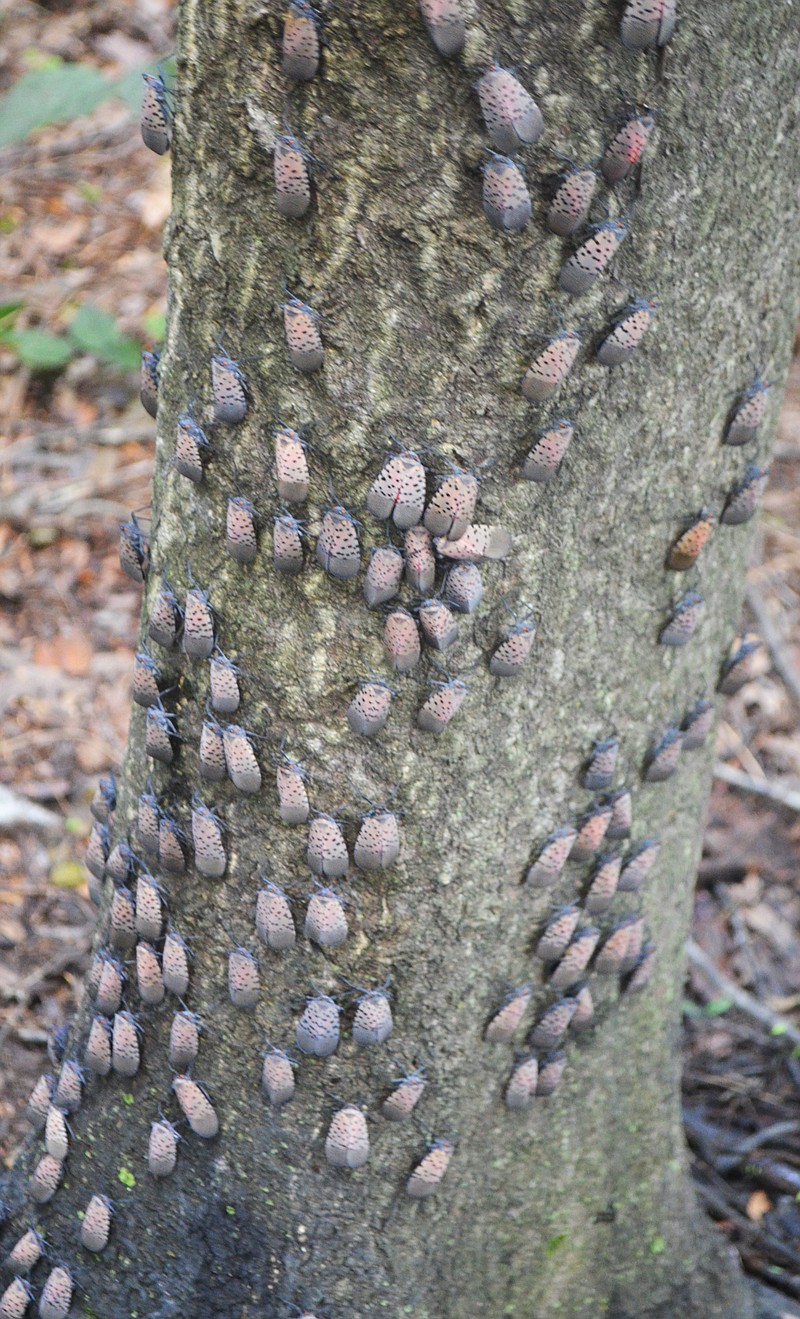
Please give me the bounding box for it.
[3,1,800,1316]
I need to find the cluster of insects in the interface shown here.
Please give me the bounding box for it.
[5,0,779,1313]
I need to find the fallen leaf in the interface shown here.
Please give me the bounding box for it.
[746,1189,772,1222]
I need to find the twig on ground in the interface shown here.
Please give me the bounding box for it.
[745,584,800,710]
[714,762,800,813]
[686,938,800,1047]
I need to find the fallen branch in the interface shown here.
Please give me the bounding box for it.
[713,762,800,813]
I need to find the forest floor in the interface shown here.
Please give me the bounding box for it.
[2,1,800,1311]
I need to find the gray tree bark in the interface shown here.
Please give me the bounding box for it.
[3,1,800,1317]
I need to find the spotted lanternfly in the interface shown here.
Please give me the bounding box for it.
[681,697,713,750]
[550,926,600,989]
[119,512,149,583]
[200,715,227,782]
[275,752,310,824]
[146,701,178,765]
[112,1011,142,1078]
[148,577,181,649]
[601,112,656,184]
[367,446,427,529]
[316,505,361,580]
[571,981,594,1030]
[560,219,629,296]
[44,1104,70,1160]
[402,525,435,594]
[382,1068,426,1121]
[169,1010,201,1070]
[132,648,160,708]
[425,468,479,543]
[48,1024,69,1069]
[282,0,320,79]
[209,648,241,714]
[38,1267,74,1319]
[274,512,305,575]
[418,598,458,651]
[136,942,165,1006]
[109,885,136,950]
[584,853,622,914]
[504,1056,539,1110]
[261,1045,296,1107]
[668,509,715,571]
[80,1194,114,1253]
[726,375,771,445]
[644,726,683,782]
[583,738,619,791]
[141,71,171,153]
[91,772,117,823]
[484,984,532,1043]
[347,676,395,737]
[525,825,577,886]
[30,1155,63,1204]
[228,946,260,1008]
[212,349,248,424]
[226,495,258,563]
[522,419,574,482]
[296,993,340,1056]
[571,802,613,860]
[83,822,110,889]
[173,1076,219,1138]
[621,0,676,47]
[547,162,597,236]
[536,904,581,962]
[444,562,483,614]
[256,881,296,952]
[105,838,136,885]
[354,807,401,871]
[477,65,543,153]
[352,986,393,1046]
[282,293,323,372]
[307,812,349,876]
[274,421,310,503]
[183,586,215,658]
[135,874,164,941]
[522,330,582,402]
[149,1117,180,1178]
[718,636,762,694]
[274,132,312,218]
[597,297,658,366]
[406,1138,454,1198]
[163,928,191,996]
[96,958,125,1016]
[418,0,465,56]
[489,614,537,677]
[482,152,532,233]
[304,885,349,948]
[623,942,657,993]
[382,608,420,676]
[606,786,633,839]
[620,915,646,974]
[140,349,159,418]
[417,676,467,733]
[87,950,107,998]
[159,814,187,874]
[364,545,404,609]
[536,1049,567,1097]
[223,724,262,793]
[85,1014,113,1075]
[191,797,227,878]
[25,1074,55,1130]
[0,1278,33,1318]
[326,1105,369,1169]
[659,591,705,646]
[174,413,211,483]
[435,523,512,563]
[619,837,660,891]
[721,465,769,525]
[530,995,577,1048]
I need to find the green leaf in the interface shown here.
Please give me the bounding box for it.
[121,1092,134,1106]
[650,1236,666,1255]
[68,305,140,370]
[3,328,74,371]
[0,63,110,149]
[770,1021,788,1037]
[702,996,733,1017]
[118,1167,136,1188]
[0,302,22,332]
[143,309,167,342]
[544,1233,568,1258]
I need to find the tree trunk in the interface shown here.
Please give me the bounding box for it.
[4,2,800,1316]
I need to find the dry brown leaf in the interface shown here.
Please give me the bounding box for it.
[745,1189,772,1222]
